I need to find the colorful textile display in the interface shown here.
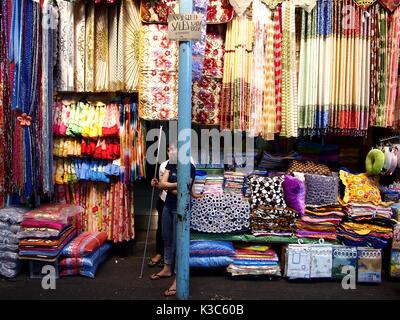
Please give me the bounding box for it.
[60,242,111,278]
[53,100,146,183]
[57,0,141,92]
[193,173,207,195]
[55,182,134,242]
[296,205,344,240]
[223,171,246,194]
[227,243,281,276]
[61,231,108,257]
[203,175,225,195]
[298,0,332,136]
[139,24,178,120]
[0,207,28,278]
[279,0,298,138]
[17,205,81,260]
[337,202,396,248]
[220,8,253,131]
[249,0,277,140]
[191,193,251,233]
[1,0,57,199]
[192,25,225,125]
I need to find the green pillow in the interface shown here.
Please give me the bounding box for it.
[365,149,384,175]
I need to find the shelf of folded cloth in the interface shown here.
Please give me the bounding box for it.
[190,232,339,244]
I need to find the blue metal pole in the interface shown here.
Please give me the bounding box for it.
[177,1,193,301]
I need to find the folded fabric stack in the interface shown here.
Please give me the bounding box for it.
[60,231,110,278]
[227,244,281,276]
[337,203,396,248]
[193,173,207,195]
[250,206,298,236]
[189,241,234,269]
[203,175,224,195]
[18,205,83,260]
[257,151,299,171]
[0,207,28,278]
[224,171,246,195]
[296,206,345,241]
[296,140,339,164]
[380,184,400,202]
[54,158,121,184]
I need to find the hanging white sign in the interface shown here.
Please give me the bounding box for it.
[167,14,203,41]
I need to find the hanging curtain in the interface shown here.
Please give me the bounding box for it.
[369,3,379,126]
[41,0,58,195]
[55,182,135,242]
[384,6,400,128]
[56,0,75,92]
[123,0,141,92]
[298,0,333,137]
[108,4,119,92]
[328,0,370,136]
[0,0,13,204]
[138,24,179,120]
[274,4,283,134]
[85,2,95,92]
[74,1,86,92]
[249,0,276,140]
[220,8,254,131]
[280,0,298,138]
[192,24,225,126]
[95,5,109,92]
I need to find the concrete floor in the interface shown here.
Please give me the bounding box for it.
[0,179,399,300]
[0,230,399,300]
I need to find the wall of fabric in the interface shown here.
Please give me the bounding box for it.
[56,0,141,93]
[1,0,57,201]
[52,97,145,241]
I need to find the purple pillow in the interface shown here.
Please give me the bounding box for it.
[282,175,305,215]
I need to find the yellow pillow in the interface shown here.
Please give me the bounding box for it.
[339,170,381,205]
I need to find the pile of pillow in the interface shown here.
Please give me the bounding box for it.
[0,207,28,278]
[189,241,235,269]
[60,231,110,278]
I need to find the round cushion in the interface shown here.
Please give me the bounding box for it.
[366,149,385,175]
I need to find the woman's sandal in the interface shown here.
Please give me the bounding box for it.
[164,288,176,297]
[150,272,172,280]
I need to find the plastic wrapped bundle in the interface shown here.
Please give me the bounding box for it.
[0,207,29,278]
[60,242,111,278]
[191,193,250,233]
[227,244,281,276]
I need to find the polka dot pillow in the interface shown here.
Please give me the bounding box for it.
[249,175,286,209]
[339,170,382,205]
